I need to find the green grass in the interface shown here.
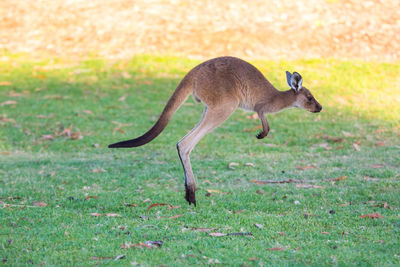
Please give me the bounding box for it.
[0,53,399,266]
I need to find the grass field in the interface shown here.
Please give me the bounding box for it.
[1,54,399,266]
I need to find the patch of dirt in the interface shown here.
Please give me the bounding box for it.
[1,0,399,61]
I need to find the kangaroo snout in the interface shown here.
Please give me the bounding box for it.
[313,104,322,113]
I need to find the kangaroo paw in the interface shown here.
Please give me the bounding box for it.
[185,185,196,206]
[256,131,267,139]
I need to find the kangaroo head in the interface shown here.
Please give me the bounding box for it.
[286,71,322,113]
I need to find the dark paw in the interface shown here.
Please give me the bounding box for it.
[256,131,266,139]
[185,186,196,206]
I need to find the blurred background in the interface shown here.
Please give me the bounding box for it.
[1,0,399,61]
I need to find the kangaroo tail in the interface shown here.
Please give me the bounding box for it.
[108,74,193,148]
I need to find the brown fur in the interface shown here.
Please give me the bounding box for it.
[109,57,322,205]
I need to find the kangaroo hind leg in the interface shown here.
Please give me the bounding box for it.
[177,102,238,205]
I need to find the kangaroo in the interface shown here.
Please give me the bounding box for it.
[109,57,322,206]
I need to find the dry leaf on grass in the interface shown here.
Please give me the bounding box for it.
[251,176,345,186]
[359,212,383,219]
[1,100,17,106]
[8,90,29,97]
[246,113,259,120]
[328,176,347,182]
[231,209,244,214]
[105,213,121,217]
[296,165,316,170]
[121,240,163,249]
[251,179,310,184]
[266,247,285,251]
[228,162,240,169]
[36,114,54,119]
[320,135,343,142]
[168,214,183,219]
[208,232,227,237]
[375,142,385,147]
[251,180,268,184]
[0,115,15,123]
[121,72,131,79]
[31,201,47,207]
[341,131,354,137]
[144,240,163,247]
[57,125,83,140]
[0,81,12,86]
[114,255,125,261]
[256,189,265,194]
[209,232,253,237]
[371,164,384,169]
[264,143,278,147]
[57,125,72,136]
[111,120,134,134]
[40,134,54,140]
[118,95,127,101]
[142,80,153,85]
[206,189,222,194]
[7,197,22,200]
[92,168,106,173]
[191,227,217,232]
[317,143,332,150]
[70,132,83,140]
[85,196,98,201]
[113,127,124,133]
[353,143,361,151]
[90,213,121,217]
[254,223,263,229]
[89,256,113,260]
[368,201,391,209]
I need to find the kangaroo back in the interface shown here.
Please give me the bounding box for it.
[108,74,193,148]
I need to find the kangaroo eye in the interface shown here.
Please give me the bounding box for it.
[307,96,313,101]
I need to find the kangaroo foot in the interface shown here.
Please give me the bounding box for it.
[256,131,268,139]
[185,184,196,206]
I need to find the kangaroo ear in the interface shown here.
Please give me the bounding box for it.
[287,71,303,92]
[286,71,292,88]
